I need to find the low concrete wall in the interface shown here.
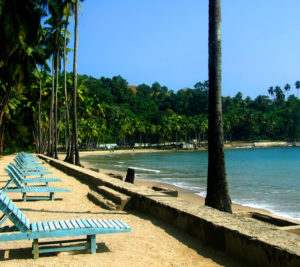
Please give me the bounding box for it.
[254,141,291,148]
[39,155,300,267]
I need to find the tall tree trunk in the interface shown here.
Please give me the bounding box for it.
[38,66,43,154]
[63,19,72,162]
[32,127,38,152]
[139,132,142,148]
[35,111,39,152]
[48,57,55,157]
[54,49,59,159]
[0,123,5,155]
[72,0,81,166]
[205,0,232,213]
[68,134,74,164]
[0,85,12,127]
[42,121,50,154]
[0,85,11,155]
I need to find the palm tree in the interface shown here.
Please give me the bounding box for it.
[268,86,274,100]
[0,0,46,155]
[48,57,55,157]
[62,1,72,162]
[46,0,69,159]
[44,6,59,157]
[38,66,43,153]
[284,83,291,98]
[274,86,285,105]
[72,0,81,166]
[170,114,181,150]
[295,81,300,98]
[0,0,43,133]
[205,0,232,213]
[34,33,51,155]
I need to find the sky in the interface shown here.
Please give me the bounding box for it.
[65,0,300,99]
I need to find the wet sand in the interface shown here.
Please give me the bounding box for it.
[0,153,246,267]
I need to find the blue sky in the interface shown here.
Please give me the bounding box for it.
[66,0,300,98]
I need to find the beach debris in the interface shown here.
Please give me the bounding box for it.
[152,186,178,197]
[89,167,100,172]
[108,173,123,180]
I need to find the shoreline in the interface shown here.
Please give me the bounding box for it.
[44,153,300,266]
[76,140,300,155]
[76,151,300,225]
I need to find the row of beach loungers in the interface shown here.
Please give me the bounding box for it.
[3,152,70,201]
[0,152,130,259]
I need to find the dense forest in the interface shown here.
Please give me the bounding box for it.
[2,71,300,154]
[1,0,300,156]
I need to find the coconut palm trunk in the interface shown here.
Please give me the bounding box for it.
[0,123,5,155]
[72,0,81,166]
[205,0,232,213]
[0,85,11,154]
[0,85,12,129]
[54,48,59,159]
[38,66,43,154]
[63,19,72,162]
[48,57,55,157]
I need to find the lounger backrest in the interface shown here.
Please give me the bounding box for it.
[8,163,24,179]
[4,167,23,188]
[15,156,33,165]
[17,153,37,162]
[0,191,30,232]
[14,158,24,168]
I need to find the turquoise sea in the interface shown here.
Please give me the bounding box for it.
[82,147,300,220]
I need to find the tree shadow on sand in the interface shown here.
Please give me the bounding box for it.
[128,210,249,267]
[0,242,110,260]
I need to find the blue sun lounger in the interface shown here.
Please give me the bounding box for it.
[15,153,41,163]
[2,168,70,201]
[0,191,131,259]
[15,153,46,168]
[5,164,61,187]
[14,158,47,172]
[9,162,53,177]
[16,153,41,163]
[8,163,59,182]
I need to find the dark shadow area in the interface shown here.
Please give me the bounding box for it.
[0,247,32,260]
[13,197,63,202]
[127,210,249,267]
[0,242,110,261]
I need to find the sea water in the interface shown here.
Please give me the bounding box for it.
[82,147,300,220]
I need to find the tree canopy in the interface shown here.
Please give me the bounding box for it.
[1,1,300,155]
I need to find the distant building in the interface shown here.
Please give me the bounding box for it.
[128,85,137,94]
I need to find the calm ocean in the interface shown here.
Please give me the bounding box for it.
[82,147,300,220]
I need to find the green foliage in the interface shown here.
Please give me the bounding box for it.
[1,1,300,152]
[3,68,300,153]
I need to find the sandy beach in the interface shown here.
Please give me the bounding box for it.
[0,153,248,266]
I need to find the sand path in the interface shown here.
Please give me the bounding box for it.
[0,154,248,266]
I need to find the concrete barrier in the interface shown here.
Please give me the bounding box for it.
[38,154,300,267]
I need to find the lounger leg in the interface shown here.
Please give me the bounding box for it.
[32,239,39,259]
[50,192,54,201]
[23,193,27,201]
[87,235,97,254]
